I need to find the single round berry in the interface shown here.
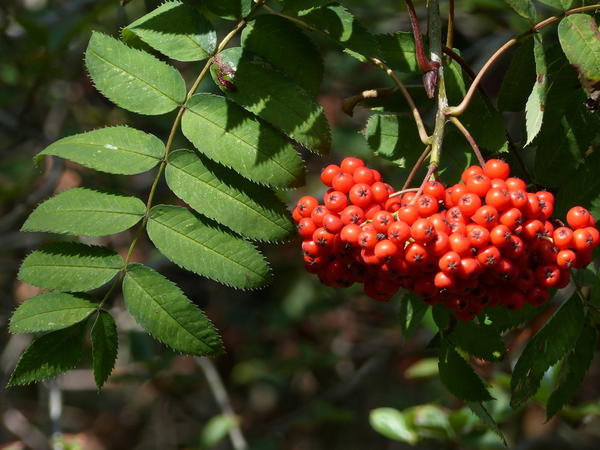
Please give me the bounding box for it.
[340,157,364,174]
[320,164,341,186]
[567,206,592,229]
[483,159,510,180]
[349,183,374,207]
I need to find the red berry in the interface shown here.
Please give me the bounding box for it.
[466,173,491,197]
[423,180,445,200]
[477,246,501,267]
[322,213,343,233]
[372,210,395,233]
[371,182,390,203]
[320,164,341,186]
[553,227,574,249]
[483,159,510,180]
[457,193,482,217]
[340,157,364,174]
[374,239,398,260]
[439,251,461,274]
[556,249,576,269]
[485,188,511,211]
[461,165,484,184]
[411,218,436,242]
[297,217,317,239]
[353,166,375,184]
[415,194,439,216]
[567,206,592,229]
[324,191,348,212]
[339,205,364,225]
[296,195,319,217]
[331,172,355,193]
[348,183,373,207]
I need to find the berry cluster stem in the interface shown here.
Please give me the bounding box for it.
[427,0,447,173]
[449,116,485,167]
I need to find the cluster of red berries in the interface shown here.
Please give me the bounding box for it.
[292,157,599,321]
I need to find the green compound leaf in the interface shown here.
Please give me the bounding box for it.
[511,295,584,407]
[365,113,423,166]
[123,1,216,61]
[450,320,506,362]
[85,31,185,115]
[502,0,537,19]
[21,188,145,236]
[18,242,123,292]
[369,407,418,444]
[37,126,165,175]
[559,14,600,82]
[547,317,597,419]
[525,34,547,146]
[210,47,330,154]
[123,263,224,356]
[241,14,323,96]
[498,39,536,112]
[203,0,252,20]
[9,292,97,334]
[439,339,493,402]
[398,292,428,338]
[147,205,272,289]
[7,322,86,386]
[166,149,293,242]
[91,310,118,390]
[181,93,305,189]
[376,32,419,73]
[298,4,379,56]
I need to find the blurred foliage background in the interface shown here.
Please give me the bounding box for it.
[1,0,600,449]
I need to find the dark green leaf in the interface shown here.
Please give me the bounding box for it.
[439,339,493,402]
[241,14,323,96]
[364,113,423,166]
[18,242,123,292]
[203,0,251,20]
[7,322,86,386]
[282,0,334,15]
[445,51,508,154]
[369,408,418,443]
[299,4,379,57]
[547,317,597,418]
[559,14,600,82]
[37,126,165,175]
[399,292,428,337]
[123,1,216,61]
[91,310,118,390]
[485,303,545,332]
[122,263,224,355]
[450,320,506,361]
[211,47,330,154]
[181,93,305,188]
[511,295,585,407]
[21,188,145,236]
[9,292,96,334]
[166,149,293,242]
[502,0,536,19]
[147,205,272,289]
[85,31,185,115]
[467,402,507,445]
[376,32,419,73]
[498,39,536,111]
[432,304,451,330]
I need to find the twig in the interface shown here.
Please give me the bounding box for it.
[401,145,432,191]
[409,164,437,205]
[389,187,421,198]
[446,0,455,50]
[446,4,600,116]
[449,116,485,167]
[196,357,248,450]
[341,88,395,116]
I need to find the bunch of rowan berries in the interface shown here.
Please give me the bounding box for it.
[292,157,599,321]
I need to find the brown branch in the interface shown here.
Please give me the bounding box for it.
[342,88,395,116]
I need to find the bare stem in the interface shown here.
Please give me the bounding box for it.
[389,187,421,198]
[401,145,432,191]
[409,164,438,205]
[197,357,248,450]
[446,4,600,116]
[446,0,455,50]
[449,116,485,167]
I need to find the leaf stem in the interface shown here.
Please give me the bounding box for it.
[449,116,485,167]
[446,4,600,117]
